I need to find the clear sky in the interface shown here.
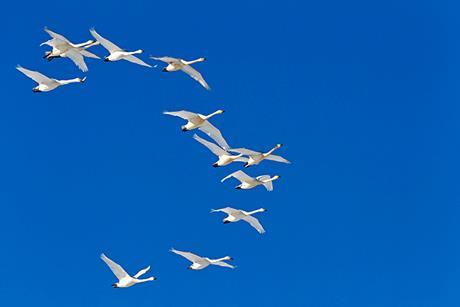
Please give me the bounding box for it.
[0,0,457,306]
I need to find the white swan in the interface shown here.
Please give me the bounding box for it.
[211,207,266,234]
[221,170,280,191]
[90,29,151,67]
[193,134,247,167]
[16,66,86,92]
[164,110,229,150]
[100,253,156,288]
[230,144,290,167]
[41,27,100,72]
[151,56,210,90]
[171,249,235,270]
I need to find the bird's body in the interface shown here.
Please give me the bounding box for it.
[211,207,266,233]
[41,27,100,72]
[193,134,247,167]
[171,249,235,270]
[90,29,151,67]
[100,253,156,288]
[151,56,210,90]
[230,144,290,167]
[164,110,229,150]
[16,66,86,92]
[221,170,280,191]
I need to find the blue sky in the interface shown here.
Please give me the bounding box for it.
[0,0,457,306]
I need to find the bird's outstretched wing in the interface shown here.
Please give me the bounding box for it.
[211,207,240,215]
[80,49,100,59]
[90,29,122,53]
[221,170,253,183]
[229,148,261,156]
[163,110,197,120]
[212,261,235,269]
[44,27,70,43]
[181,64,210,90]
[242,215,265,234]
[199,122,229,150]
[100,253,129,280]
[133,265,151,278]
[123,55,152,67]
[265,154,290,164]
[150,56,180,64]
[257,175,274,191]
[16,66,53,84]
[65,49,88,72]
[193,134,228,156]
[171,249,203,263]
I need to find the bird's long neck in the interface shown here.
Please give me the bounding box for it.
[183,57,205,65]
[204,110,221,120]
[136,277,154,283]
[58,78,81,85]
[247,208,265,215]
[265,145,281,156]
[80,41,100,50]
[128,49,143,55]
[73,40,95,48]
[261,175,279,183]
[213,256,230,262]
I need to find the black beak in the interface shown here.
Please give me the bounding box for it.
[223,220,230,224]
[212,163,219,167]
[244,163,249,168]
[104,58,109,62]
[162,68,168,72]
[32,88,40,93]
[111,284,117,288]
[235,186,242,190]
[181,127,188,132]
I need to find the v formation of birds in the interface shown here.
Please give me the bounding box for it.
[17,27,292,288]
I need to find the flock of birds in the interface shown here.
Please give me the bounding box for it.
[17,27,291,288]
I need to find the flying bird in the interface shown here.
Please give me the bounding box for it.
[230,144,290,167]
[41,27,100,72]
[170,249,235,270]
[90,29,151,67]
[211,207,266,234]
[193,134,247,167]
[164,109,229,150]
[16,66,86,92]
[221,170,280,191]
[100,253,156,288]
[151,56,210,90]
